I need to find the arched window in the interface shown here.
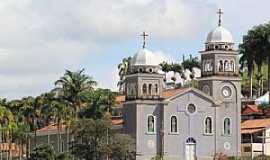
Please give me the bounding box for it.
[205,117,212,134]
[224,118,231,135]
[147,115,155,133]
[230,60,235,72]
[148,84,152,95]
[142,84,147,94]
[224,60,229,71]
[171,116,177,133]
[154,84,158,94]
[219,60,223,72]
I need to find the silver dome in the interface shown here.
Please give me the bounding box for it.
[206,26,233,43]
[131,48,159,66]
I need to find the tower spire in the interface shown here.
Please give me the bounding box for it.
[217,8,223,26]
[140,31,149,49]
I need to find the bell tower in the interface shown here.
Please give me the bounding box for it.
[124,32,164,101]
[198,9,240,99]
[198,9,241,156]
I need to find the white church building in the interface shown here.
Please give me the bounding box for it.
[123,9,241,160]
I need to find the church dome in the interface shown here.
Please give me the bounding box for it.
[131,48,159,66]
[206,26,233,43]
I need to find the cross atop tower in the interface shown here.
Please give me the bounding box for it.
[140,31,149,49]
[217,8,223,26]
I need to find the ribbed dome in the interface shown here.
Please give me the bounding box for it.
[206,26,233,43]
[130,48,159,66]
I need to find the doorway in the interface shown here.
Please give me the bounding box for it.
[185,137,196,160]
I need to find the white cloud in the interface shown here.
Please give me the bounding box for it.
[74,0,215,40]
[0,0,216,99]
[1,0,268,98]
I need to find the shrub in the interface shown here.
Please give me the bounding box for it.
[151,155,163,160]
[253,155,270,160]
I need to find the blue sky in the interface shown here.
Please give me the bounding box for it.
[0,0,270,99]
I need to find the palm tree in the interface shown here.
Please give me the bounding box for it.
[170,63,183,87]
[239,41,255,99]
[160,61,172,83]
[117,57,132,92]
[182,55,201,71]
[49,99,72,153]
[19,96,40,149]
[13,122,30,160]
[239,25,268,99]
[182,55,201,87]
[55,69,97,120]
[264,23,270,104]
[7,99,31,160]
[0,106,16,160]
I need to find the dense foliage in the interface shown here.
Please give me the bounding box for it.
[28,144,72,160]
[252,155,270,160]
[71,116,135,160]
[28,144,55,160]
[239,22,270,98]
[0,69,131,160]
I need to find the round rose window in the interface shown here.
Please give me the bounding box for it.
[187,104,196,114]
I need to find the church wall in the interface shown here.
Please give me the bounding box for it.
[135,102,163,160]
[214,80,241,157]
[123,102,137,139]
[163,91,216,159]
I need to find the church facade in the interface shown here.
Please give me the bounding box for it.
[123,10,241,160]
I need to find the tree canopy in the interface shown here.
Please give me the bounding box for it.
[239,22,270,99]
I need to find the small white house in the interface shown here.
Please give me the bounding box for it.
[241,118,270,158]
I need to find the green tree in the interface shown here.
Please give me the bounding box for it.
[80,88,117,119]
[55,69,97,119]
[0,106,17,160]
[55,152,72,160]
[240,22,270,100]
[12,121,30,160]
[160,61,172,83]
[182,55,201,71]
[117,57,132,92]
[181,55,201,87]
[49,100,72,152]
[71,117,135,160]
[109,134,135,160]
[19,96,39,147]
[182,55,200,79]
[239,38,256,98]
[28,144,55,160]
[71,118,110,160]
[171,63,184,87]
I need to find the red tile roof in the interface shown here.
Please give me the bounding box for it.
[37,118,124,134]
[161,88,189,99]
[241,128,264,134]
[36,123,67,134]
[241,118,270,129]
[242,104,262,115]
[112,119,124,125]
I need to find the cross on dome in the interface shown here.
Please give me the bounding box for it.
[217,8,223,26]
[140,31,149,49]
